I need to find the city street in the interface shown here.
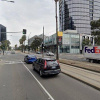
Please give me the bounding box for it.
[0,52,100,100]
[1,0,100,100]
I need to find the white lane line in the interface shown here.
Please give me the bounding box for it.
[21,61,54,100]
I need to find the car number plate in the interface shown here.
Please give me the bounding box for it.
[52,66,56,69]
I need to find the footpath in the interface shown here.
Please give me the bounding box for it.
[18,51,100,90]
[59,59,100,73]
[60,61,100,91]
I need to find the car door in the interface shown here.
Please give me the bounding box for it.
[38,59,44,71]
[36,58,41,71]
[34,59,39,71]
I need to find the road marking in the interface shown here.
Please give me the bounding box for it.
[22,61,54,100]
[1,61,23,65]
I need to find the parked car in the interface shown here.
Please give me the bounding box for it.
[11,50,15,54]
[46,52,54,56]
[24,55,37,63]
[32,58,61,76]
[36,51,41,54]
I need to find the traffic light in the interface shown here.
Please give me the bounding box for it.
[23,29,27,34]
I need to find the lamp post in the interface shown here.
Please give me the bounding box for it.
[54,0,59,60]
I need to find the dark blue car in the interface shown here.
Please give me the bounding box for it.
[24,55,37,63]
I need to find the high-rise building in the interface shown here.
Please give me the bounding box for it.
[59,0,100,34]
[0,24,6,42]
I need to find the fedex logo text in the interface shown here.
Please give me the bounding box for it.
[85,47,100,53]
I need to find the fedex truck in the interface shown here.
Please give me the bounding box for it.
[84,46,100,63]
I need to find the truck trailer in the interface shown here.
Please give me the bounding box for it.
[84,46,100,63]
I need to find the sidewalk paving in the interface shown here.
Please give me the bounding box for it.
[60,63,100,90]
[59,59,100,73]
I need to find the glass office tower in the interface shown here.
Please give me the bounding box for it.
[59,0,100,34]
[0,24,6,42]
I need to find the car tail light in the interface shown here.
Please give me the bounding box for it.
[44,60,47,69]
[57,60,60,67]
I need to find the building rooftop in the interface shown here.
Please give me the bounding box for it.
[63,30,78,34]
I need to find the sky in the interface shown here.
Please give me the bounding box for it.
[0,0,58,46]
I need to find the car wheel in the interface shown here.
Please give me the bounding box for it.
[39,70,43,77]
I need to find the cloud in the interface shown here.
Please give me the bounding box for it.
[0,0,57,46]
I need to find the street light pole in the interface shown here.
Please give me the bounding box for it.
[54,0,59,60]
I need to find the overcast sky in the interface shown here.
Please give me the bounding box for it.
[0,0,58,46]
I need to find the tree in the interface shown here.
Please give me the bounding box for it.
[19,35,26,52]
[22,35,26,42]
[31,37,43,51]
[1,40,11,50]
[90,19,100,45]
[15,44,17,50]
[82,38,91,47]
[19,39,23,45]
[19,38,23,52]
[22,35,26,52]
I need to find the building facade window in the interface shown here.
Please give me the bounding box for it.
[0,24,6,42]
[44,31,80,54]
[59,0,100,35]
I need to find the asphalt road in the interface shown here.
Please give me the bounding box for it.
[0,52,100,100]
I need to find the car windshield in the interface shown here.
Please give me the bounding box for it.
[46,60,58,66]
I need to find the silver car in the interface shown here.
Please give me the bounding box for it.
[46,52,54,56]
[11,50,15,54]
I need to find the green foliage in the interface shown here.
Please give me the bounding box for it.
[22,35,26,41]
[91,19,100,45]
[82,38,91,48]
[31,37,43,51]
[19,35,26,45]
[94,36,100,45]
[0,40,11,50]
[15,44,17,50]
[19,39,23,44]
[19,35,26,52]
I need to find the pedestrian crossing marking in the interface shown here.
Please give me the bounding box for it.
[0,60,23,65]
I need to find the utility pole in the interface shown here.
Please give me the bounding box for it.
[54,0,59,60]
[42,26,44,58]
